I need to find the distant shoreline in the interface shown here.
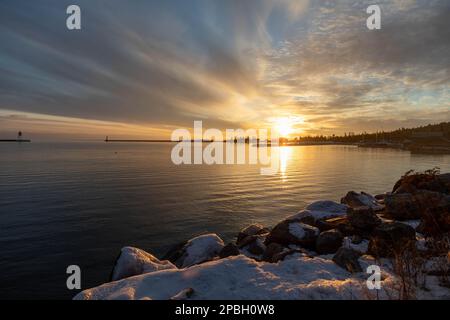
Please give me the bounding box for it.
[104,139,174,143]
[104,139,356,146]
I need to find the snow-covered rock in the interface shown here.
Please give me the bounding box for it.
[342,237,369,254]
[240,235,266,257]
[288,200,348,225]
[341,191,384,211]
[265,220,319,248]
[237,224,268,245]
[175,234,225,268]
[332,247,363,273]
[111,247,176,281]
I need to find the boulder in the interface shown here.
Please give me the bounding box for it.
[240,235,266,256]
[384,193,418,220]
[415,191,450,211]
[368,222,416,257]
[163,233,224,268]
[393,183,418,195]
[416,203,450,236]
[271,249,308,262]
[332,247,362,273]
[316,229,344,254]
[288,201,348,226]
[218,243,240,258]
[237,224,269,245]
[437,173,450,193]
[316,216,349,232]
[265,219,319,249]
[110,247,176,281]
[341,191,383,211]
[393,172,450,195]
[336,221,358,237]
[305,200,348,216]
[384,190,449,220]
[162,240,188,263]
[347,206,381,231]
[262,242,286,262]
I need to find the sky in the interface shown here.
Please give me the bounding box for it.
[0,0,449,141]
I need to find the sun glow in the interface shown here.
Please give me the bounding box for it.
[272,117,303,137]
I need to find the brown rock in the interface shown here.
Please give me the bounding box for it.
[262,242,285,262]
[316,216,348,232]
[218,243,240,258]
[393,172,450,195]
[347,206,381,231]
[316,229,344,254]
[237,224,269,245]
[332,247,362,273]
[245,239,266,256]
[385,190,449,220]
[368,222,416,257]
[238,235,266,256]
[417,203,450,236]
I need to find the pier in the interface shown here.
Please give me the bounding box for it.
[0,131,30,142]
[0,139,31,142]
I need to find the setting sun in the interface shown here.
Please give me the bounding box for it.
[273,117,304,137]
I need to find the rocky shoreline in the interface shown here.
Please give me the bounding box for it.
[75,170,450,300]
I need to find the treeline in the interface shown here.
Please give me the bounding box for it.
[292,122,450,143]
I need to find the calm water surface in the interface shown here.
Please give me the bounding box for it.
[1,142,449,299]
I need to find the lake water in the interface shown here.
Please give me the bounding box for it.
[1,142,449,299]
